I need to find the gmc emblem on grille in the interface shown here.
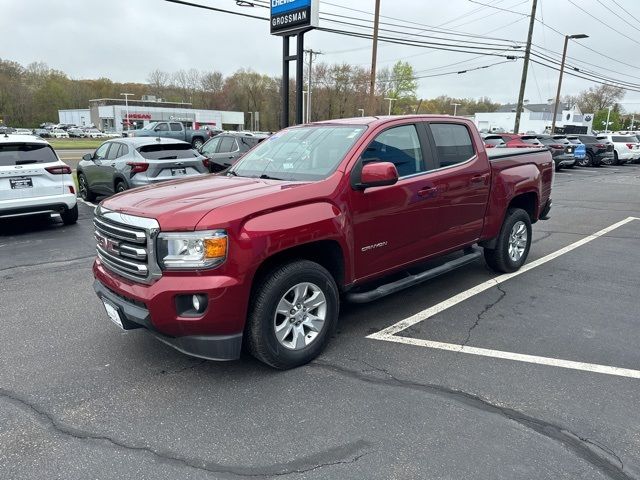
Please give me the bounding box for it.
[96,232,119,255]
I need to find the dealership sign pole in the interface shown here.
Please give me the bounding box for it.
[271,0,319,128]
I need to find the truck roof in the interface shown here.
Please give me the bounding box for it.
[118,137,191,147]
[312,115,456,127]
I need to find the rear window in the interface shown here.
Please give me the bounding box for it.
[238,137,261,151]
[430,123,475,167]
[0,143,58,166]
[578,135,597,143]
[138,143,199,160]
[612,136,637,143]
[484,137,505,146]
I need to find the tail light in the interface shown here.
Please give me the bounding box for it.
[202,158,211,169]
[550,144,564,149]
[595,143,605,148]
[626,143,636,149]
[45,165,72,175]
[68,185,75,194]
[127,162,149,174]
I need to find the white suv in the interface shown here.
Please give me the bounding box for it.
[0,134,78,224]
[597,134,640,164]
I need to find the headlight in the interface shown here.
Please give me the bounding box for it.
[157,230,227,270]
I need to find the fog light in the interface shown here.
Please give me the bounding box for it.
[192,295,201,312]
[175,294,208,317]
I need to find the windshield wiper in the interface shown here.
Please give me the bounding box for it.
[226,170,238,176]
[158,155,178,160]
[259,174,284,180]
[16,160,38,165]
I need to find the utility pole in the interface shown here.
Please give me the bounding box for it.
[451,103,461,116]
[551,34,588,134]
[120,93,134,133]
[304,49,322,123]
[369,0,382,115]
[513,0,537,134]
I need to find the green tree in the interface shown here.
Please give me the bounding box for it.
[387,61,417,114]
[593,108,621,132]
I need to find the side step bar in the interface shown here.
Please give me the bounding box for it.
[346,247,483,304]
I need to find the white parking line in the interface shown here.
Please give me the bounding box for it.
[367,216,640,379]
[77,198,97,209]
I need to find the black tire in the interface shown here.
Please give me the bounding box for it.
[613,151,620,165]
[246,260,339,370]
[78,173,96,202]
[484,208,532,273]
[577,152,591,167]
[554,162,561,172]
[61,204,78,225]
[115,180,128,194]
[192,137,204,150]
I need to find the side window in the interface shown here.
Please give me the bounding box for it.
[106,143,120,160]
[219,136,236,153]
[170,122,182,132]
[201,137,221,155]
[119,145,129,157]
[156,123,169,132]
[429,123,475,168]
[361,124,424,177]
[94,143,110,160]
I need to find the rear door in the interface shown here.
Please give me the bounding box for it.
[421,121,491,254]
[0,143,63,202]
[169,122,185,141]
[85,142,113,193]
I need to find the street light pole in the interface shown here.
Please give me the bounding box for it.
[551,33,588,134]
[451,103,461,116]
[120,93,134,134]
[384,97,396,116]
[358,108,365,117]
[605,106,612,133]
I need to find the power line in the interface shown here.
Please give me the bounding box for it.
[566,0,640,47]
[608,0,640,24]
[594,0,640,34]
[466,0,528,16]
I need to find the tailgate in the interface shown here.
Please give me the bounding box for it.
[0,143,64,201]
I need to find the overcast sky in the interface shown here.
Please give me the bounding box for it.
[2,0,640,112]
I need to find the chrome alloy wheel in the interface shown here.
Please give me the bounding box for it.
[508,221,528,262]
[273,282,327,350]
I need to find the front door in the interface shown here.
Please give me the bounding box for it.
[349,123,439,280]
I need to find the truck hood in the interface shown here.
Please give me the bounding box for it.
[100,175,307,230]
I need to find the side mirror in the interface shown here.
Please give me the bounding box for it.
[82,153,93,161]
[356,161,399,189]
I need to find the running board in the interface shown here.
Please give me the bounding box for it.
[346,247,483,304]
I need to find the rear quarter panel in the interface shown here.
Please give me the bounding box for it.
[482,149,553,240]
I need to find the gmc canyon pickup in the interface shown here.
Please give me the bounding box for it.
[93,116,553,369]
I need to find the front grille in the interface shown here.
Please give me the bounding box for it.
[94,207,161,284]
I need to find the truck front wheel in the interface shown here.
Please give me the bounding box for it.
[246,260,339,369]
[484,208,532,273]
[192,137,204,150]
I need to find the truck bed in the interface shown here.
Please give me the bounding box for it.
[486,147,548,161]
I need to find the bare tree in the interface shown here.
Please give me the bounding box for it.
[146,69,170,98]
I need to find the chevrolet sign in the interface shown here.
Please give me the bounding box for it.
[271,0,319,35]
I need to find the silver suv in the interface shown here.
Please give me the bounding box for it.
[77,137,209,201]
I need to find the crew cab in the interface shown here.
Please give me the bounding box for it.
[129,122,209,150]
[92,116,553,369]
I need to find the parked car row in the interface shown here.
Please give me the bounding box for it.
[481,131,640,170]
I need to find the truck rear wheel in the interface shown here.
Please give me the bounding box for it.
[246,260,339,370]
[192,137,204,150]
[484,208,532,273]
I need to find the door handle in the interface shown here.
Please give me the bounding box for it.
[110,163,116,167]
[417,186,437,198]
[470,174,489,185]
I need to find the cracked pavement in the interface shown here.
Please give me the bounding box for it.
[1,165,639,479]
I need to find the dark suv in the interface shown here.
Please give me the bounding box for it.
[200,132,269,173]
[536,135,576,171]
[570,135,614,167]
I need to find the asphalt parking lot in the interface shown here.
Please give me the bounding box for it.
[1,165,639,479]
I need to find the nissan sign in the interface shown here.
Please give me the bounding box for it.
[271,0,319,36]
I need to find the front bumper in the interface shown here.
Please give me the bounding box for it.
[93,278,243,361]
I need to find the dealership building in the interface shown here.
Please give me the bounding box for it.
[58,96,245,133]
[474,103,594,134]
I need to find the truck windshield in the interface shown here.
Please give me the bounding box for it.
[229,125,366,181]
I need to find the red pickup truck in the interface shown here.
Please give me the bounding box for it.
[93,116,553,369]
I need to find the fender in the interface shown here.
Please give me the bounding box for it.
[237,200,350,281]
[482,162,542,241]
